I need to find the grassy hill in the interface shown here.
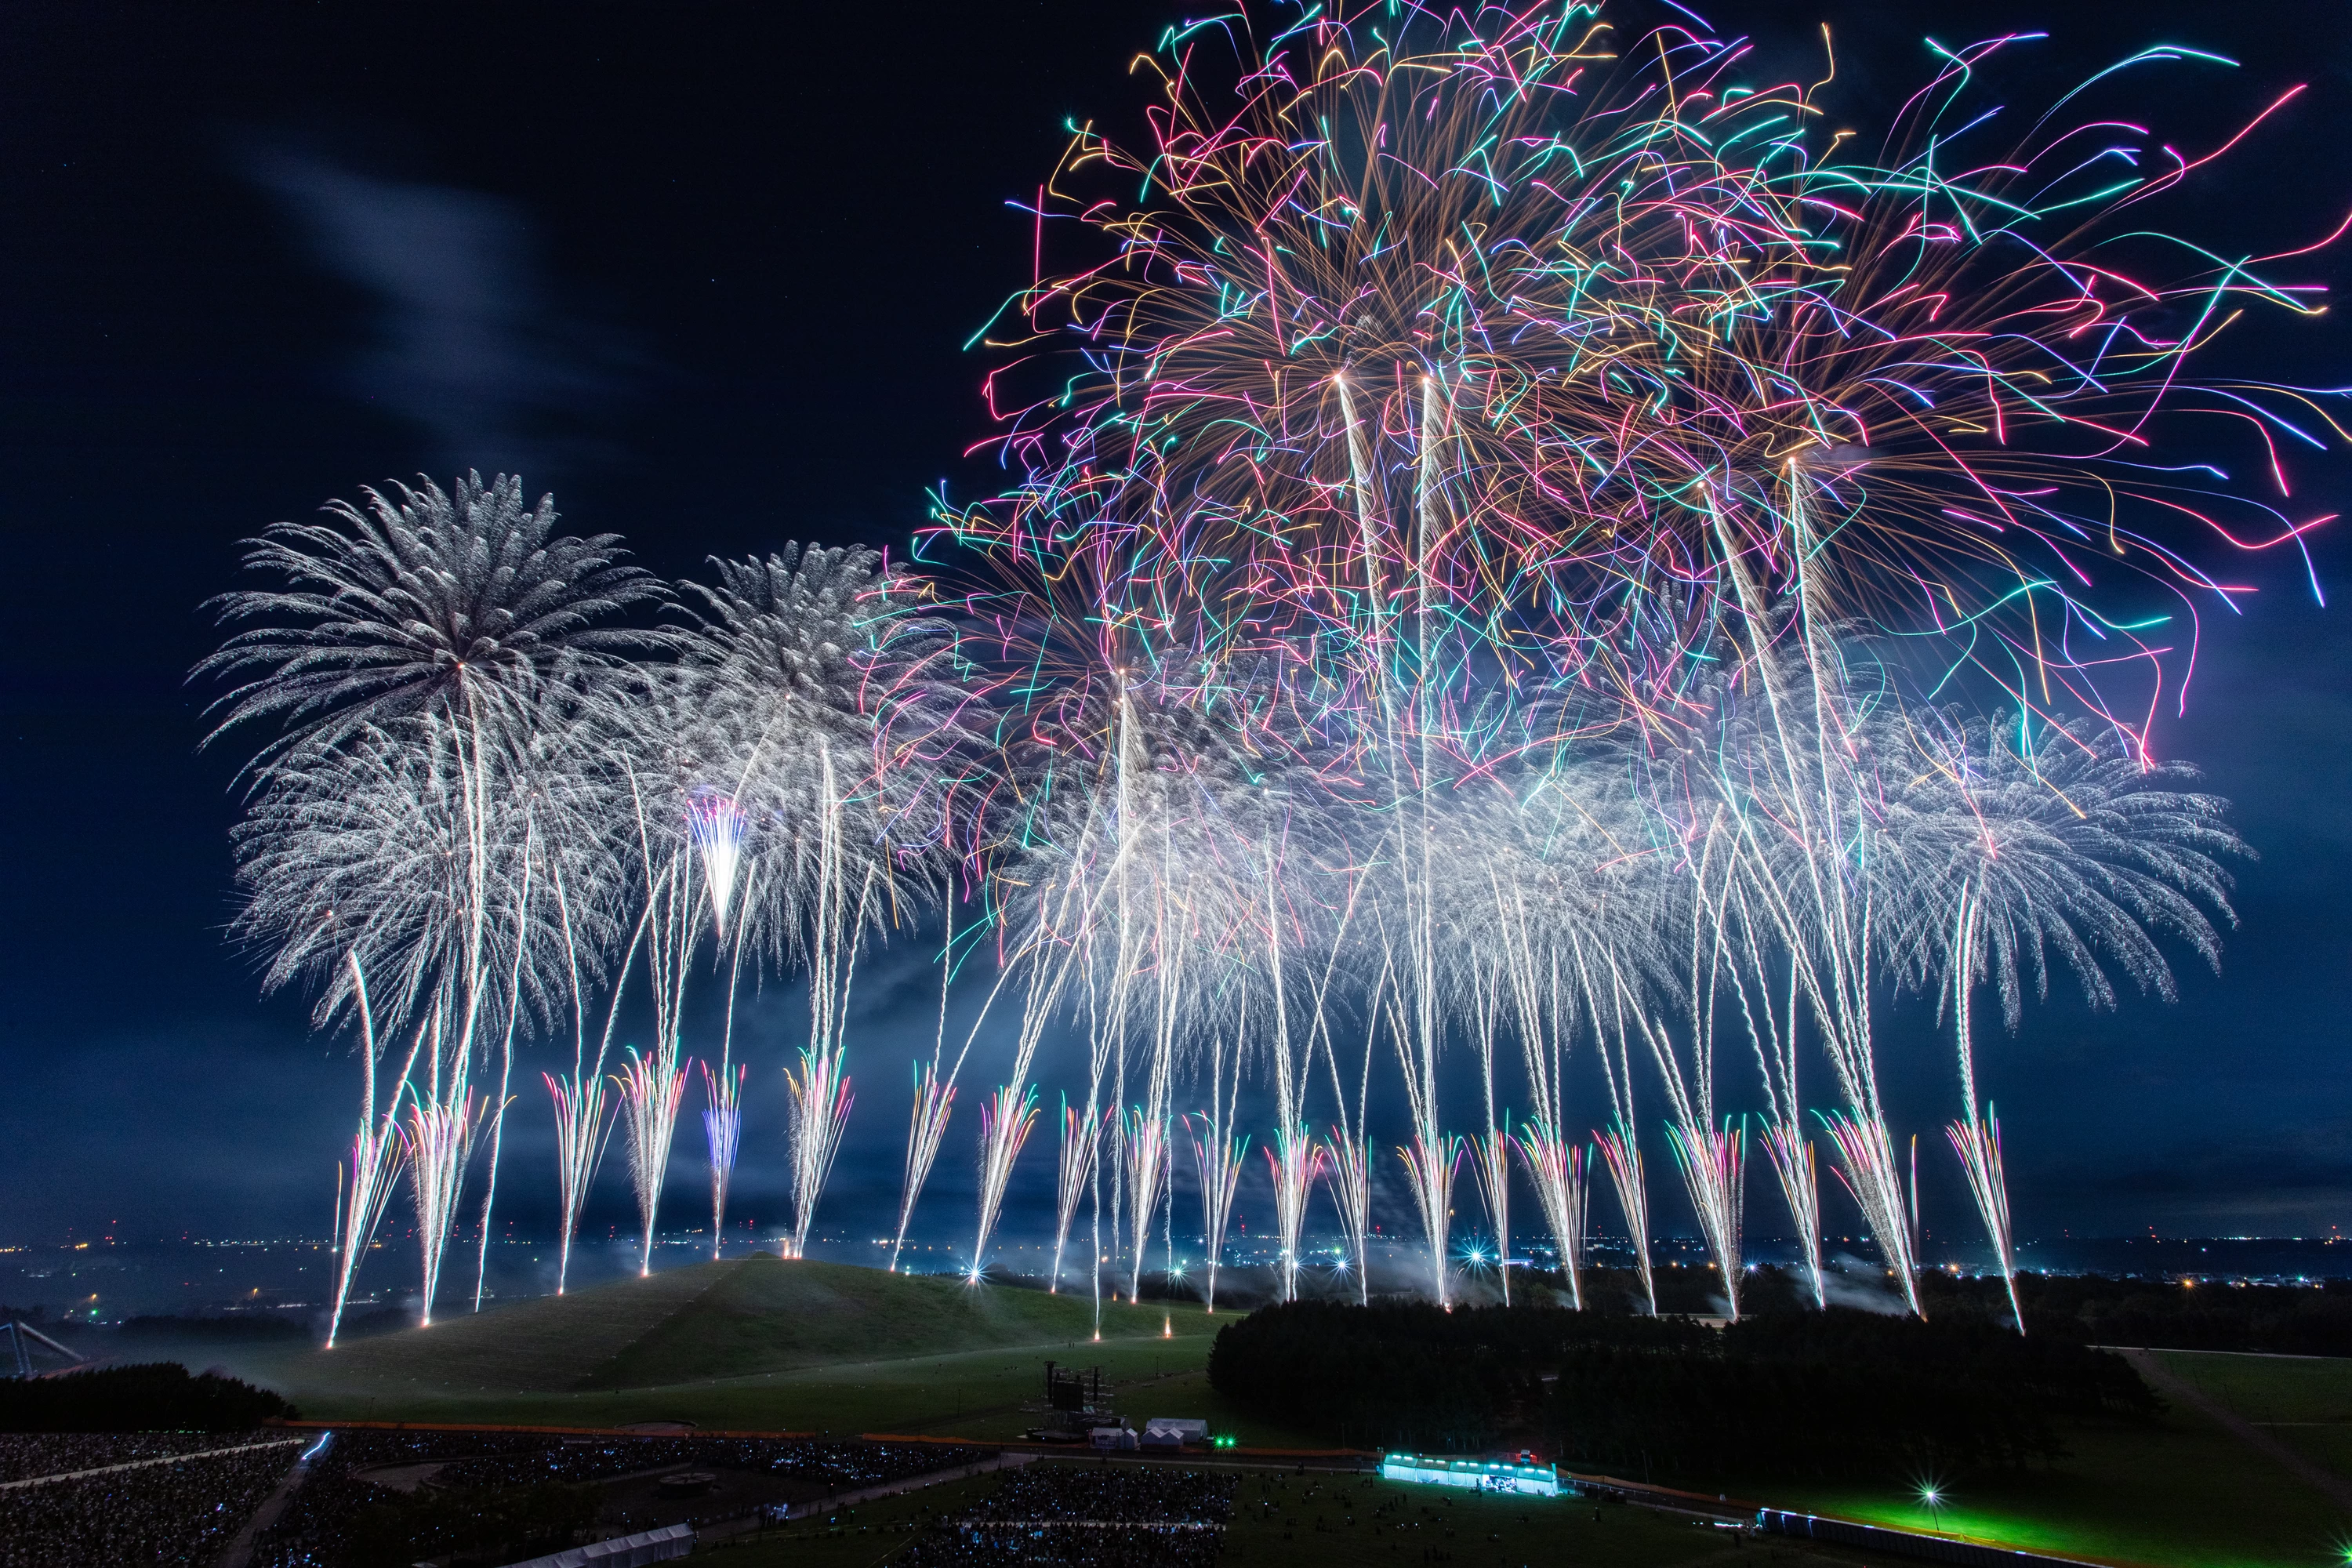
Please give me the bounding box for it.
[289,1255,1207,1400]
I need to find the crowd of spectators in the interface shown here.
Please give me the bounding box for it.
[255,1429,539,1568]
[0,1442,294,1566]
[898,1464,1235,1568]
[964,1465,1233,1525]
[435,1435,993,1493]
[901,1527,1223,1568]
[0,1429,260,1483]
[252,1430,993,1567]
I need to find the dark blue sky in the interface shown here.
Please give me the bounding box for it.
[2,0,2347,1253]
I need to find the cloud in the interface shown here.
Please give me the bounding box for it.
[244,148,634,475]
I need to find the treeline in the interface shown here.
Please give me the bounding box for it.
[1916,1271,2352,1356]
[1209,1300,2157,1482]
[0,1362,299,1432]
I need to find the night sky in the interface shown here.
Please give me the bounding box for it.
[3,1,2348,1254]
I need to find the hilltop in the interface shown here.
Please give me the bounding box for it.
[297,1254,1202,1397]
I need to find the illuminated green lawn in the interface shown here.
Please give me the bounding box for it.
[188,1273,2352,1566]
[692,1463,1849,1568]
[1755,1409,2350,1568]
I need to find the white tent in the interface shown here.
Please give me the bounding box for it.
[492,1522,694,1568]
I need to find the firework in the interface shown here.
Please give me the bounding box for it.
[543,1069,609,1296]
[1664,1120,1747,1318]
[1463,980,1514,1305]
[894,1062,956,1274]
[701,1061,746,1262]
[1048,1097,1105,1292]
[1880,713,2245,1328]
[1593,1125,1656,1317]
[1188,1109,1247,1312]
[614,1047,689,1275]
[208,474,661,1323]
[969,1083,1040,1279]
[325,954,416,1348]
[400,1086,480,1327]
[202,1,2329,1330]
[1122,1104,1174,1304]
[1512,1122,1589,1311]
[688,546,981,1265]
[783,1046,854,1259]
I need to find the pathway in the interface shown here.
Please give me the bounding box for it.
[213,1435,326,1568]
[0,1436,304,1491]
[2119,1346,2352,1514]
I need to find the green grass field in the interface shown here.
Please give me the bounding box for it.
[689,1462,1835,1568]
[147,1265,2352,1566]
[292,1255,1207,1399]
[2157,1349,2352,1428]
[220,1258,1276,1440]
[1755,1352,2352,1568]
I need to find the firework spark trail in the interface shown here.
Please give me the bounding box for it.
[1396,1127,1464,1310]
[688,546,979,1269]
[1123,1102,1174,1305]
[614,1048,688,1275]
[543,1070,608,1297]
[1192,1002,1254,1311]
[1049,1097,1105,1292]
[1318,936,1384,1307]
[968,1084,1040,1277]
[1263,1126,1327,1305]
[468,818,549,1314]
[1188,1109,1247,1312]
[1664,1120,1747,1317]
[207,3,2333,1326]
[1485,841,1595,1310]
[1949,1109,2021,1330]
[1878,713,2245,1329]
[1947,884,2020,1327]
[616,775,703,1278]
[323,950,418,1348]
[1383,960,1454,1305]
[700,1061,746,1262]
[687,794,746,940]
[783,1046,854,1259]
[895,1062,956,1273]
[699,854,757,1265]
[786,742,868,1261]
[1466,1122,1513,1305]
[1592,1124,1656,1317]
[1323,1129,1373,1307]
[1465,978,1512,1305]
[1820,1109,1918,1305]
[1614,920,1744,1314]
[1512,1123,1589,1311]
[892,913,971,1273]
[400,1076,480,1328]
[544,866,636,1298]
[1254,836,1322,1305]
[1758,1120,1828,1312]
[1581,941,1660,1314]
[965,883,1103,1283]
[1719,887,1828,1309]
